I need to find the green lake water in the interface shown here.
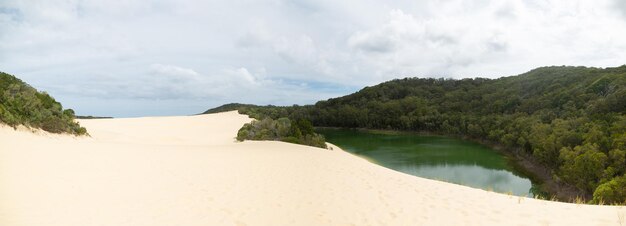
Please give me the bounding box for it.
[317,128,537,197]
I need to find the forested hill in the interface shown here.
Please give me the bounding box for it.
[312,65,625,125]
[304,66,626,203]
[205,65,626,203]
[0,71,87,135]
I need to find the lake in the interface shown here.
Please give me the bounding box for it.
[317,128,538,197]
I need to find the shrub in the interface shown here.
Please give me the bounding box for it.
[0,71,87,135]
[593,175,626,204]
[236,117,327,149]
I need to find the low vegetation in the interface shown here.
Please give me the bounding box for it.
[206,65,626,204]
[236,117,327,149]
[76,115,113,119]
[0,71,87,135]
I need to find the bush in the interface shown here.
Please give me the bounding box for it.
[280,136,300,144]
[0,71,87,135]
[593,175,626,204]
[236,117,327,149]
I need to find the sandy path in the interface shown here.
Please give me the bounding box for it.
[1,111,623,226]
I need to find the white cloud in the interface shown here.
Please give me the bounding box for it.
[150,64,200,80]
[223,67,258,85]
[613,0,626,18]
[0,0,625,117]
[345,1,626,78]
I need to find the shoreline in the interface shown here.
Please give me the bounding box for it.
[315,126,586,202]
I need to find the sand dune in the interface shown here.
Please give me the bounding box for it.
[1,111,623,226]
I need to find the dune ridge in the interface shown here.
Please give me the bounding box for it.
[1,111,623,226]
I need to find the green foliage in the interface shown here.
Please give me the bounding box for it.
[206,65,626,200]
[236,117,327,149]
[0,71,87,135]
[593,175,626,204]
[559,144,608,193]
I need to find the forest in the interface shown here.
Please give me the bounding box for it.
[0,71,87,135]
[205,65,626,204]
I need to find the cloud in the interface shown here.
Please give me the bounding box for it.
[236,26,334,79]
[348,31,396,53]
[223,67,259,85]
[615,0,626,18]
[347,9,422,54]
[344,1,626,78]
[1,0,625,117]
[34,64,207,100]
[346,8,508,77]
[150,64,200,81]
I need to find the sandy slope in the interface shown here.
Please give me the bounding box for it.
[0,111,623,226]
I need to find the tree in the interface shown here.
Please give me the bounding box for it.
[608,149,626,175]
[593,175,626,204]
[205,65,626,200]
[559,144,608,193]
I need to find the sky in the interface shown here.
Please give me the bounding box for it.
[1,0,626,117]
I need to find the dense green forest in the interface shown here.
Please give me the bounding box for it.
[205,65,626,204]
[0,71,87,135]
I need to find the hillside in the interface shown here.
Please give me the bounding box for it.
[0,71,86,135]
[205,65,626,203]
[202,103,258,114]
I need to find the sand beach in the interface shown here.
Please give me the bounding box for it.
[1,111,623,226]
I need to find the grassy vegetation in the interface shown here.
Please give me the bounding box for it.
[0,71,87,135]
[205,65,626,203]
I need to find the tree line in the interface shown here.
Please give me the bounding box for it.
[206,65,626,204]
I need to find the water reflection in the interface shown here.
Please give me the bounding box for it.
[318,128,535,197]
[398,164,532,196]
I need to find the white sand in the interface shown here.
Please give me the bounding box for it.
[0,111,623,226]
